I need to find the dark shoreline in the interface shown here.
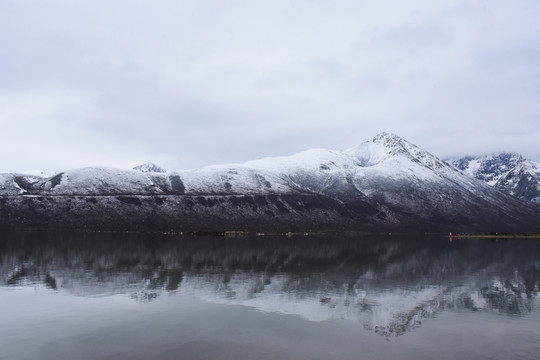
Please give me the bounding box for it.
[2,193,539,234]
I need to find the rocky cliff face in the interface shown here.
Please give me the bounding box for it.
[1,133,539,232]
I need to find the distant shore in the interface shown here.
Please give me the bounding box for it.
[448,233,540,239]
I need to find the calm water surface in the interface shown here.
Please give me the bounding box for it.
[0,232,539,360]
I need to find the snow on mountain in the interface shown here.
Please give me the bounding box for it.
[1,132,539,232]
[451,153,540,203]
[1,132,453,197]
[349,131,450,170]
[21,169,58,177]
[0,173,44,195]
[133,162,166,173]
[205,132,458,196]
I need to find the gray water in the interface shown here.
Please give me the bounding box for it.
[1,232,539,360]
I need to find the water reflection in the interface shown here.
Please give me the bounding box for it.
[1,232,539,336]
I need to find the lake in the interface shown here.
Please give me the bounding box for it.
[1,232,539,360]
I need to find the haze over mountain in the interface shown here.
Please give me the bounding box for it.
[1,133,539,233]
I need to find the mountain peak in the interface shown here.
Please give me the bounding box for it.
[450,152,540,202]
[486,152,523,163]
[372,131,404,143]
[371,132,413,153]
[133,162,166,173]
[362,132,448,170]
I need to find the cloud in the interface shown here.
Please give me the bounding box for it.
[370,24,450,52]
[1,0,540,172]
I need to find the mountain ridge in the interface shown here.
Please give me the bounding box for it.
[450,152,540,203]
[1,133,539,233]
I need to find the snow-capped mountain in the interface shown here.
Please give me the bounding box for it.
[451,153,540,203]
[1,132,539,232]
[133,162,166,173]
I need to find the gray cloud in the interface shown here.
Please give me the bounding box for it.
[370,24,451,51]
[1,0,540,173]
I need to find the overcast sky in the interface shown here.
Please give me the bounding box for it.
[1,0,539,173]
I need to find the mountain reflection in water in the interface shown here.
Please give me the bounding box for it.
[1,232,539,337]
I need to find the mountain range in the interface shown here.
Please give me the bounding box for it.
[1,132,539,233]
[450,153,540,203]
